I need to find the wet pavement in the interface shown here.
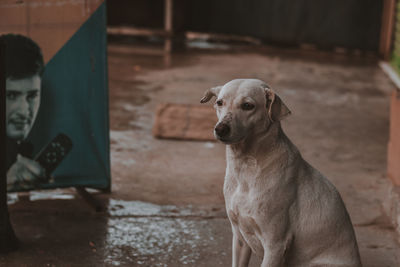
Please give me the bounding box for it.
[2,42,400,266]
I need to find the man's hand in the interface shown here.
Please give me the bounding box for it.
[7,154,46,190]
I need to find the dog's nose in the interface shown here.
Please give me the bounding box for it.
[215,123,230,138]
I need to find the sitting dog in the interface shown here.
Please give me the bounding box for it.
[200,79,362,267]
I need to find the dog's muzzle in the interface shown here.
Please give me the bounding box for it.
[215,123,230,138]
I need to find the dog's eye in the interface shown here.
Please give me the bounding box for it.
[241,102,255,110]
[216,100,223,106]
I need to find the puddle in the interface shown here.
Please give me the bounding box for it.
[110,130,151,153]
[29,191,75,201]
[122,103,136,111]
[204,142,215,148]
[187,40,230,50]
[7,193,19,205]
[108,199,205,218]
[104,217,217,266]
[6,194,228,265]
[103,199,228,266]
[120,159,136,166]
[7,190,75,204]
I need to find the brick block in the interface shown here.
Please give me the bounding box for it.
[0,0,103,63]
[388,89,400,185]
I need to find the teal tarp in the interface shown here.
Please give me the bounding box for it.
[28,3,110,190]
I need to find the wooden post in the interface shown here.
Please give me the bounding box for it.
[164,0,173,54]
[380,0,397,60]
[0,37,19,253]
[75,187,105,212]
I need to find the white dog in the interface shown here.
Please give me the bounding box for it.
[201,79,362,267]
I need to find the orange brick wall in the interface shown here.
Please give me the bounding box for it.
[388,89,400,186]
[0,0,103,63]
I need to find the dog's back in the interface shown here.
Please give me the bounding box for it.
[286,154,362,266]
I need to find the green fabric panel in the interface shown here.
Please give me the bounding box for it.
[28,2,110,189]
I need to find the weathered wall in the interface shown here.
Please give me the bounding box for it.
[0,0,103,63]
[107,0,164,29]
[186,0,383,51]
[107,0,188,33]
[107,0,383,51]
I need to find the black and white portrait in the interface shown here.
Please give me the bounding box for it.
[2,34,46,190]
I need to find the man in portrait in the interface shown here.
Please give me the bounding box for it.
[1,34,46,190]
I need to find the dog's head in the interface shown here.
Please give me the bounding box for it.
[200,79,291,144]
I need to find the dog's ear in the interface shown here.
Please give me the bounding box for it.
[200,86,222,103]
[265,88,291,122]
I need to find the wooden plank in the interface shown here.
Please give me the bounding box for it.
[75,187,105,212]
[107,26,169,37]
[107,43,165,56]
[186,31,262,45]
[380,0,397,60]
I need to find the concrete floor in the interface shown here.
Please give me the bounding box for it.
[2,42,400,266]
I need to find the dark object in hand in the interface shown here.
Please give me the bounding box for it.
[34,133,73,178]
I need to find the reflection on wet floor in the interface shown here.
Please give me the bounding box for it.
[7,190,76,204]
[107,199,224,218]
[104,199,228,266]
[6,193,230,266]
[105,218,216,266]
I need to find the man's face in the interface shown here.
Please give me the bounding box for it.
[6,75,41,141]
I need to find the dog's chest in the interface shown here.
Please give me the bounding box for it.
[224,174,266,255]
[224,157,262,222]
[226,187,265,255]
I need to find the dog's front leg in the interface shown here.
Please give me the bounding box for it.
[260,249,284,267]
[232,231,252,267]
[260,235,293,267]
